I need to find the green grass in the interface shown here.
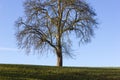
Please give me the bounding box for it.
[0,64,120,80]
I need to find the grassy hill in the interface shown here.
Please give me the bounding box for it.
[0,64,120,80]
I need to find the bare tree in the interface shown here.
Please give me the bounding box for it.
[15,0,97,67]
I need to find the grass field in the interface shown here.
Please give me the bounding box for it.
[0,64,120,80]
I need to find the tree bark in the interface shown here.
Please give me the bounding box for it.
[56,48,63,67]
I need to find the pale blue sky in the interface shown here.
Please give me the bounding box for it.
[0,0,120,67]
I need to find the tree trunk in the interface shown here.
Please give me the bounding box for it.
[56,48,63,67]
[56,0,62,67]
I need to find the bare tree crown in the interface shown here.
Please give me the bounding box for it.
[15,0,97,57]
